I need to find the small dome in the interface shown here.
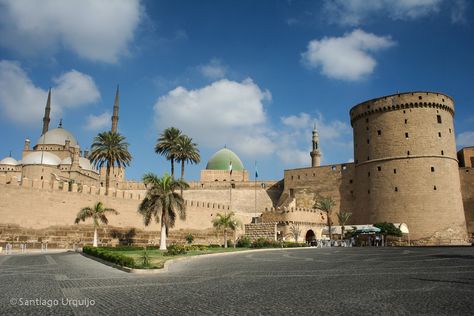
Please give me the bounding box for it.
[22,152,61,166]
[60,156,97,172]
[36,127,78,146]
[206,148,244,171]
[0,157,19,165]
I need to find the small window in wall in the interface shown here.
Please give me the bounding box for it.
[403,110,406,114]
[395,187,398,192]
[407,151,410,155]
[366,118,369,123]
[438,132,441,137]
[40,176,43,180]
[231,183,236,189]
[433,185,437,190]
[367,156,370,160]
[367,139,370,144]
[291,176,294,180]
[441,150,444,155]
[377,130,381,136]
[405,132,409,138]
[431,167,435,172]
[349,179,353,184]
[368,190,371,194]
[405,119,408,124]
[437,115,442,124]
[418,96,422,100]
[289,189,294,198]
[368,172,371,177]
[313,173,315,177]
[377,166,381,171]
[297,175,300,180]
[449,128,452,134]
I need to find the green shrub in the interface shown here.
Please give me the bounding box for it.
[236,236,252,248]
[164,244,187,256]
[251,238,281,248]
[208,244,222,248]
[83,246,136,268]
[282,242,306,248]
[185,233,194,244]
[140,247,150,267]
[185,244,208,251]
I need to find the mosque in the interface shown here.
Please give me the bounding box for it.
[0,88,125,188]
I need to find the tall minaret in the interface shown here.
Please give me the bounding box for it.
[310,124,321,167]
[41,88,52,135]
[111,85,119,133]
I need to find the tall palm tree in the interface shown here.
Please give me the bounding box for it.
[155,127,182,178]
[337,210,352,240]
[212,212,241,248]
[74,201,118,247]
[137,172,189,250]
[174,135,200,181]
[89,131,132,195]
[314,196,336,240]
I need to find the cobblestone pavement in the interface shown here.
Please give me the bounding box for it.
[1,247,474,315]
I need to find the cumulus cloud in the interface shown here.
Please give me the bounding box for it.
[0,0,142,63]
[457,131,474,147]
[85,112,111,131]
[0,60,100,124]
[199,58,228,80]
[154,78,274,156]
[301,29,395,81]
[323,0,443,26]
[154,80,353,167]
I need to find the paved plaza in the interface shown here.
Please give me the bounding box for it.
[1,247,474,315]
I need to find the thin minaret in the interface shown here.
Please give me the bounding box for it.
[310,124,321,167]
[111,85,119,133]
[41,88,51,135]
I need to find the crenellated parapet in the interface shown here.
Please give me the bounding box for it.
[260,206,326,226]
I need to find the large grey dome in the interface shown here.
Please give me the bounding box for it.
[0,157,19,165]
[60,157,97,172]
[36,128,78,146]
[22,152,61,166]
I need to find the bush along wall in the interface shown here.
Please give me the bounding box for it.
[83,246,136,268]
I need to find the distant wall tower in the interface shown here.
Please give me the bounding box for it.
[310,124,321,167]
[111,85,119,133]
[41,89,51,135]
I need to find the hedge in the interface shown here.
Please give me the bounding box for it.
[83,246,136,268]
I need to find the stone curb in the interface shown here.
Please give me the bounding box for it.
[80,247,317,274]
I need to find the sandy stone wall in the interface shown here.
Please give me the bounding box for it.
[244,223,277,241]
[460,168,474,238]
[351,92,468,244]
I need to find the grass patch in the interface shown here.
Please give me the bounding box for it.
[84,245,249,269]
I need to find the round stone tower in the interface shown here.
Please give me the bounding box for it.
[350,91,467,245]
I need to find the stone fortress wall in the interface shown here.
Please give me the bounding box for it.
[0,175,282,247]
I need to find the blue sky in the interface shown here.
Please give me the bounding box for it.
[0,0,473,181]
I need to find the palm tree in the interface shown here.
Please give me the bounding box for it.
[289,224,301,242]
[337,210,352,240]
[74,201,118,247]
[174,135,200,181]
[314,196,336,240]
[155,127,182,178]
[212,212,241,248]
[137,172,189,250]
[89,131,132,195]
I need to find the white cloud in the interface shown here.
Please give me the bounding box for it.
[154,79,274,156]
[451,0,468,24]
[153,80,353,167]
[323,0,443,26]
[85,112,111,131]
[0,60,100,124]
[457,131,474,147]
[302,29,395,81]
[199,58,228,80]
[0,0,142,63]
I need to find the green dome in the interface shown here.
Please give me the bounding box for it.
[206,148,244,171]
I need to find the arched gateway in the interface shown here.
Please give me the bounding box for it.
[305,230,316,243]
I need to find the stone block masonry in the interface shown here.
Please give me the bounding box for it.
[244,223,277,241]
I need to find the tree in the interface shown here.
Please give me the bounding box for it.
[289,224,301,242]
[337,211,352,240]
[212,212,241,248]
[174,135,200,181]
[314,196,336,240]
[374,222,403,245]
[74,201,118,247]
[137,173,189,250]
[89,131,132,195]
[155,127,182,178]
